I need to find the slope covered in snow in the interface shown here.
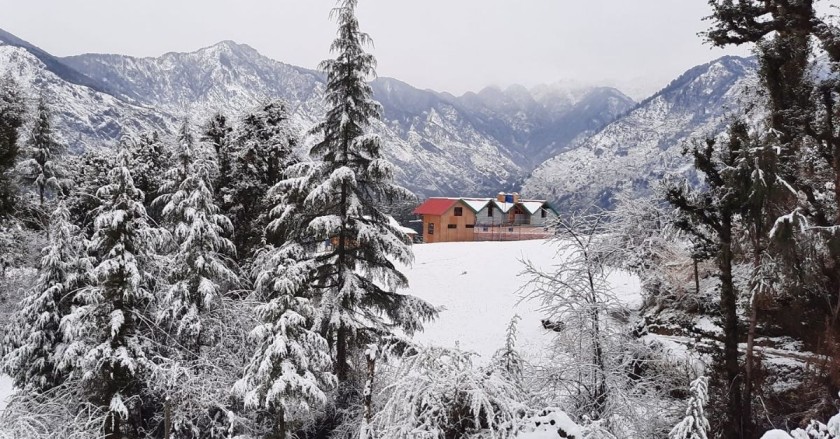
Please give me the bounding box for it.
[0,45,174,153]
[523,56,758,212]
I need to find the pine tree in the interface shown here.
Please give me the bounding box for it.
[201,113,234,209]
[285,0,437,382]
[19,96,65,207]
[233,242,336,439]
[126,131,170,219]
[155,121,238,348]
[66,148,116,233]
[225,101,299,260]
[0,72,25,217]
[669,377,710,439]
[60,148,161,439]
[2,201,91,393]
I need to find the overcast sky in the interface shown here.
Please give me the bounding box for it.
[1,0,758,99]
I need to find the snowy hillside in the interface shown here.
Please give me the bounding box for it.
[0,45,174,153]
[523,56,758,211]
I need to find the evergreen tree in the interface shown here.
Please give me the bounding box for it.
[669,377,710,439]
[201,113,234,209]
[155,121,238,348]
[234,242,336,439]
[283,0,437,382]
[666,125,752,438]
[19,96,65,207]
[2,202,91,393]
[66,148,116,234]
[225,100,300,260]
[0,72,25,217]
[60,148,161,439]
[127,131,170,219]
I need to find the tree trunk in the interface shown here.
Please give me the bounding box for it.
[272,407,286,439]
[105,410,121,439]
[743,293,758,439]
[719,219,743,439]
[362,345,377,438]
[694,256,700,296]
[336,325,348,382]
[164,397,172,439]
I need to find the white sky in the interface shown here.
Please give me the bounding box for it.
[0,0,764,98]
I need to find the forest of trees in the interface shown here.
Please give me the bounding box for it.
[1,1,840,438]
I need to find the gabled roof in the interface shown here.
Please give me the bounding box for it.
[491,200,515,213]
[520,201,546,215]
[461,198,492,213]
[413,198,458,216]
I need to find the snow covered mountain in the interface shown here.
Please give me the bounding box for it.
[0,27,636,197]
[60,41,634,196]
[0,43,174,154]
[523,55,759,212]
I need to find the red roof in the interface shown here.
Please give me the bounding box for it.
[413,198,458,216]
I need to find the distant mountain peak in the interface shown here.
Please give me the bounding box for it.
[524,54,759,212]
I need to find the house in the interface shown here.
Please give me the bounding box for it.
[412,193,558,243]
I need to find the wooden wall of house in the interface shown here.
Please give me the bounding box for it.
[421,202,477,243]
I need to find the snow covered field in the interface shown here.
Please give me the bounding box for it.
[403,239,641,364]
[0,375,11,413]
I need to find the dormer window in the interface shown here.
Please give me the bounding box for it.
[454,207,463,216]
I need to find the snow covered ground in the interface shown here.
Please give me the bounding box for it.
[0,375,12,414]
[403,239,641,365]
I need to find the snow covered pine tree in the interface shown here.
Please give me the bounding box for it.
[60,147,162,439]
[2,202,91,393]
[19,96,65,208]
[155,121,238,349]
[282,0,438,383]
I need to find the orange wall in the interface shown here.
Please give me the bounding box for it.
[421,202,477,243]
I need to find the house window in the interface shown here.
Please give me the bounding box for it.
[428,223,434,235]
[466,224,475,229]
[448,224,457,229]
[488,205,494,217]
[541,209,547,218]
[454,207,463,217]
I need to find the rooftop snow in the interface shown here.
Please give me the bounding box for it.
[519,201,546,215]
[461,198,492,213]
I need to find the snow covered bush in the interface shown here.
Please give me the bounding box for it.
[369,345,528,438]
[521,212,684,437]
[517,408,582,439]
[759,396,840,439]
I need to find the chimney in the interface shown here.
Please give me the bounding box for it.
[497,192,506,202]
[513,192,520,203]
